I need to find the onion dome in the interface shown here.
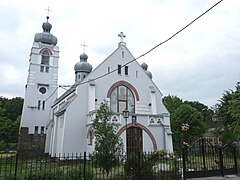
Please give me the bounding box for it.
[141,62,148,71]
[34,16,58,45]
[141,62,153,79]
[74,53,92,73]
[80,53,88,61]
[145,70,153,79]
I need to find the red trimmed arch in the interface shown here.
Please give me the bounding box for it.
[39,48,53,55]
[107,80,139,101]
[116,123,157,150]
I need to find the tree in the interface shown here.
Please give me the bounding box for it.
[172,104,206,142]
[184,100,214,126]
[0,97,23,150]
[0,97,23,121]
[163,95,208,142]
[218,82,240,143]
[163,95,183,115]
[92,101,123,179]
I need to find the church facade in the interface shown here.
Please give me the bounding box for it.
[19,17,173,156]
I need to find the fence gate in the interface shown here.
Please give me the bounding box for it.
[182,138,238,179]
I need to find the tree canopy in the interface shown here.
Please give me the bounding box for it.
[0,97,23,150]
[218,82,240,143]
[172,104,206,142]
[163,95,209,143]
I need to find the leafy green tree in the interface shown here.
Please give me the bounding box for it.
[163,95,208,143]
[0,97,23,121]
[0,97,23,150]
[0,115,20,150]
[163,95,183,115]
[184,100,214,126]
[172,104,206,142]
[92,101,123,179]
[218,82,240,143]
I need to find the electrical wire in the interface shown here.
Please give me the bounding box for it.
[49,0,224,100]
[75,0,224,86]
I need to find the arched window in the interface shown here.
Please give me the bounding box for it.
[110,85,135,113]
[87,128,94,145]
[41,50,50,65]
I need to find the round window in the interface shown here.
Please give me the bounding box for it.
[39,87,47,94]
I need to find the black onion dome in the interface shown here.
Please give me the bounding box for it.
[141,62,148,70]
[141,62,152,79]
[80,53,88,61]
[34,16,58,45]
[74,53,92,73]
[42,22,52,32]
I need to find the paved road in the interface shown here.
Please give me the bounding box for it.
[187,175,240,180]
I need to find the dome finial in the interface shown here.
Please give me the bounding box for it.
[34,7,58,45]
[45,6,52,22]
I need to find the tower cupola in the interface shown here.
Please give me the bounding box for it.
[34,16,58,45]
[74,52,92,82]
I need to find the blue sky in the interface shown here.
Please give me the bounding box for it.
[0,0,240,107]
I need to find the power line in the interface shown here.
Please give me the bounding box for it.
[55,0,224,99]
[139,0,224,59]
[74,0,224,87]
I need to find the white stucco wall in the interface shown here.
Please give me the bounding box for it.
[47,42,173,155]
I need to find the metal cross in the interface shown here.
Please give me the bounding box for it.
[81,42,88,52]
[118,32,126,42]
[45,6,52,16]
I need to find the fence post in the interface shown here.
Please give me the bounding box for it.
[219,146,224,177]
[14,152,18,180]
[83,151,86,180]
[182,148,186,180]
[232,146,238,174]
[201,138,206,175]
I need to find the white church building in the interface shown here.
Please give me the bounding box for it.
[19,17,173,156]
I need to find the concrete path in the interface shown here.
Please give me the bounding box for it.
[187,175,240,180]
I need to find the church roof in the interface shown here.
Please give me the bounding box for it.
[54,96,76,116]
[53,84,77,106]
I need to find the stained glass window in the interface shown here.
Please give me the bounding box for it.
[110,85,135,113]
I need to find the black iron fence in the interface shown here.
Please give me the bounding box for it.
[1,145,239,179]
[0,151,182,180]
[182,138,239,179]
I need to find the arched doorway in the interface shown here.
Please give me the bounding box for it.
[116,123,157,155]
[127,127,143,155]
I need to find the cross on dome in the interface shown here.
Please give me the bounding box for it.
[45,6,52,16]
[81,42,88,52]
[118,32,126,43]
[45,6,52,22]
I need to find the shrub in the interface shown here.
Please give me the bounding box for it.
[124,153,156,179]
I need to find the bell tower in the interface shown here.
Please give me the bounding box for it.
[18,16,59,155]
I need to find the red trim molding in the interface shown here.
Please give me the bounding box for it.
[107,80,139,101]
[116,123,157,150]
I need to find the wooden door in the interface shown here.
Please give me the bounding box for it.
[126,127,143,155]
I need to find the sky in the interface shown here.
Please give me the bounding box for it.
[0,0,240,107]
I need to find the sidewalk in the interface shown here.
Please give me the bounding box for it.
[187,175,240,180]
